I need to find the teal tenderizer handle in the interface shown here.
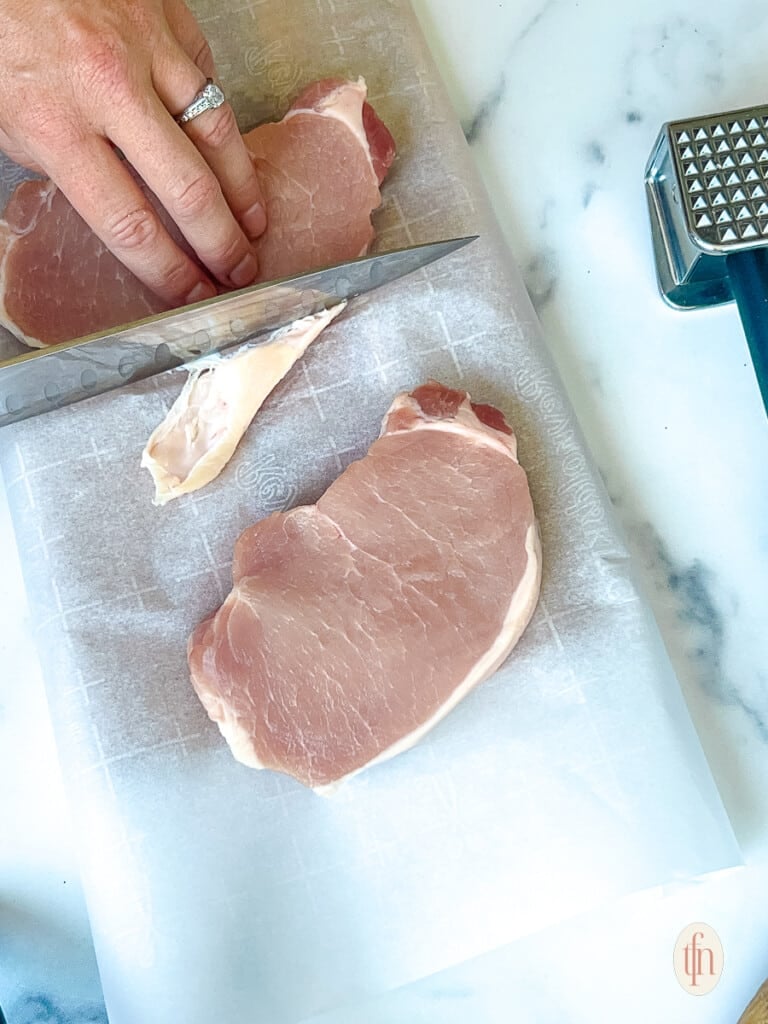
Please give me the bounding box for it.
[726,249,768,417]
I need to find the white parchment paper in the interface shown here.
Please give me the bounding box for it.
[0,1,739,1021]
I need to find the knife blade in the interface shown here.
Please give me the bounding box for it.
[0,236,476,429]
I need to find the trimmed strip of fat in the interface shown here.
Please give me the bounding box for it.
[140,303,345,505]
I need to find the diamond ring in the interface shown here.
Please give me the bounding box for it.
[175,78,226,126]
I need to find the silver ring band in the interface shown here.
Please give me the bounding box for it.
[175,78,226,126]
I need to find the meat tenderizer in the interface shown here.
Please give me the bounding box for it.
[645,103,768,416]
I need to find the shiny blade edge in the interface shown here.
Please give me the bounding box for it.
[0,236,477,429]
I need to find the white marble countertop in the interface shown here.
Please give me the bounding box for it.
[2,0,768,1020]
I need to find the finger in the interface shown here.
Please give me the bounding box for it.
[41,135,216,306]
[163,0,216,77]
[168,61,267,239]
[156,17,266,239]
[107,92,260,290]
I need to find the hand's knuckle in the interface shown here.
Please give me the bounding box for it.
[206,233,244,266]
[79,38,132,101]
[160,259,195,294]
[104,205,158,251]
[22,105,83,149]
[193,104,237,150]
[169,171,220,218]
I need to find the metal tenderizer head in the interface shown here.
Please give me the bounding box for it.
[646,103,768,308]
[646,103,768,417]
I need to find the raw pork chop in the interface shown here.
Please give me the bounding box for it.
[188,381,542,791]
[0,177,172,347]
[0,78,395,348]
[243,77,395,281]
[141,303,345,505]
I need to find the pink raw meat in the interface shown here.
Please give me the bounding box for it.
[0,78,395,348]
[188,381,542,791]
[245,77,396,282]
[0,178,172,348]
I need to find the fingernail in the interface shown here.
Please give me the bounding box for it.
[185,280,217,305]
[230,252,258,288]
[242,201,267,238]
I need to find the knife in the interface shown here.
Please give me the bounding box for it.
[0,236,476,429]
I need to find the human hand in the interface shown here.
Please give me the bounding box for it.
[0,0,267,305]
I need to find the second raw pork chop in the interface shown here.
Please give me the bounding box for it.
[188,382,542,790]
[243,77,395,282]
[0,78,395,347]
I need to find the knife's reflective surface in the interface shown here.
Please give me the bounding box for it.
[0,236,476,428]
